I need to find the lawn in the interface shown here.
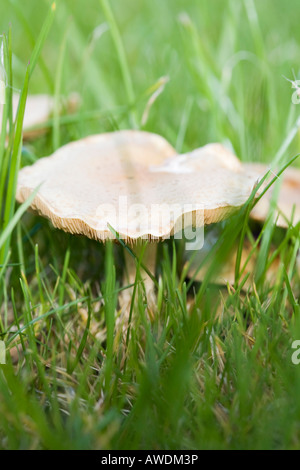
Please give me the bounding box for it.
[1,0,300,450]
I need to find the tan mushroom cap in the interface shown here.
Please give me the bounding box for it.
[246,163,300,228]
[187,239,280,288]
[16,132,262,242]
[0,92,80,139]
[0,94,54,139]
[17,94,54,136]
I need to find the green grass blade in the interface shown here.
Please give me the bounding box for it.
[28,2,57,78]
[99,0,138,128]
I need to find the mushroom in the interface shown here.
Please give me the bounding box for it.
[16,130,177,312]
[245,163,300,228]
[186,231,280,290]
[0,92,79,139]
[186,162,300,289]
[0,93,54,139]
[16,132,262,313]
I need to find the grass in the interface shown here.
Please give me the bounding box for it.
[1,0,300,450]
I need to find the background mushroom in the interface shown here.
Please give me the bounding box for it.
[185,162,300,290]
[245,163,300,228]
[16,132,262,312]
[186,232,281,290]
[0,92,79,139]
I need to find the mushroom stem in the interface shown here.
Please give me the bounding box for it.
[120,242,158,315]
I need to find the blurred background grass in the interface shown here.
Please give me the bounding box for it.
[2,0,300,160]
[1,0,300,450]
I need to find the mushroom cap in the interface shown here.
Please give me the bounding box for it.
[0,94,54,139]
[187,238,256,287]
[16,132,262,242]
[17,94,54,136]
[246,163,300,228]
[0,93,79,139]
[187,240,280,288]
